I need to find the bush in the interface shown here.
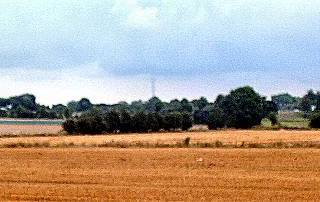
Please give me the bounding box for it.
[119,110,132,133]
[163,112,182,131]
[146,112,161,132]
[193,109,209,124]
[105,110,120,133]
[310,113,320,128]
[132,111,148,132]
[181,112,193,131]
[62,119,77,134]
[63,110,106,135]
[208,108,225,130]
[77,112,105,134]
[10,106,36,118]
[267,112,278,126]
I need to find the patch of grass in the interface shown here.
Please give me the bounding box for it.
[215,140,224,148]
[247,143,266,148]
[260,111,311,130]
[1,138,319,149]
[272,141,285,148]
[279,120,310,129]
[2,141,51,148]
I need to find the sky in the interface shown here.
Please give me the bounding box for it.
[0,0,319,105]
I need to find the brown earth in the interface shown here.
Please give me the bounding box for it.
[0,148,319,201]
[0,124,62,136]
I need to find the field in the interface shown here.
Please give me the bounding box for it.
[0,148,319,201]
[0,124,62,136]
[0,129,319,148]
[0,123,319,201]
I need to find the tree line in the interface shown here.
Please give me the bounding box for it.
[63,110,193,134]
[1,86,319,131]
[271,90,320,113]
[63,86,280,134]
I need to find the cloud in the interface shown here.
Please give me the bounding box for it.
[0,0,319,104]
[111,0,159,28]
[0,0,319,74]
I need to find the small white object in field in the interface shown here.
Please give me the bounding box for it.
[196,158,203,162]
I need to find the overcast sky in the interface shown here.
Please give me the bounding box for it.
[0,0,319,105]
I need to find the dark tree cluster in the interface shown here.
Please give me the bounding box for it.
[207,86,278,129]
[271,93,300,111]
[63,110,193,134]
[309,112,320,128]
[299,90,320,114]
[5,86,320,131]
[63,86,280,134]
[0,94,61,119]
[271,90,320,114]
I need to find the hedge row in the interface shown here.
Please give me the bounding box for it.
[63,110,193,134]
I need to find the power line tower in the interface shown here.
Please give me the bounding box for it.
[151,78,156,98]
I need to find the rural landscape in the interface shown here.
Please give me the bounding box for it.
[1,0,320,201]
[0,86,319,201]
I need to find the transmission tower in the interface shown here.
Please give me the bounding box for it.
[151,78,156,98]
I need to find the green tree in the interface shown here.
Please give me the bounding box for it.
[316,92,320,111]
[67,101,78,114]
[105,110,120,133]
[262,100,278,118]
[271,93,299,111]
[208,107,226,130]
[146,112,161,132]
[0,98,9,107]
[76,98,93,112]
[299,90,319,113]
[181,98,193,113]
[132,112,148,132]
[168,99,183,112]
[76,110,106,134]
[119,110,132,133]
[0,110,8,117]
[62,119,77,134]
[130,100,145,113]
[10,94,37,111]
[310,112,320,128]
[36,105,57,119]
[52,104,67,119]
[63,108,71,119]
[163,112,182,131]
[145,97,164,112]
[192,97,209,110]
[222,86,265,129]
[193,109,209,124]
[181,112,193,131]
[267,112,278,126]
[10,105,35,118]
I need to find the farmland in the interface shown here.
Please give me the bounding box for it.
[0,124,62,136]
[0,148,319,201]
[0,129,319,148]
[0,124,319,201]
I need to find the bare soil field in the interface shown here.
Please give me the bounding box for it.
[0,130,319,148]
[0,148,319,201]
[0,124,62,136]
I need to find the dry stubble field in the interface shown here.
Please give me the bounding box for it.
[0,128,320,148]
[0,124,319,201]
[0,148,319,201]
